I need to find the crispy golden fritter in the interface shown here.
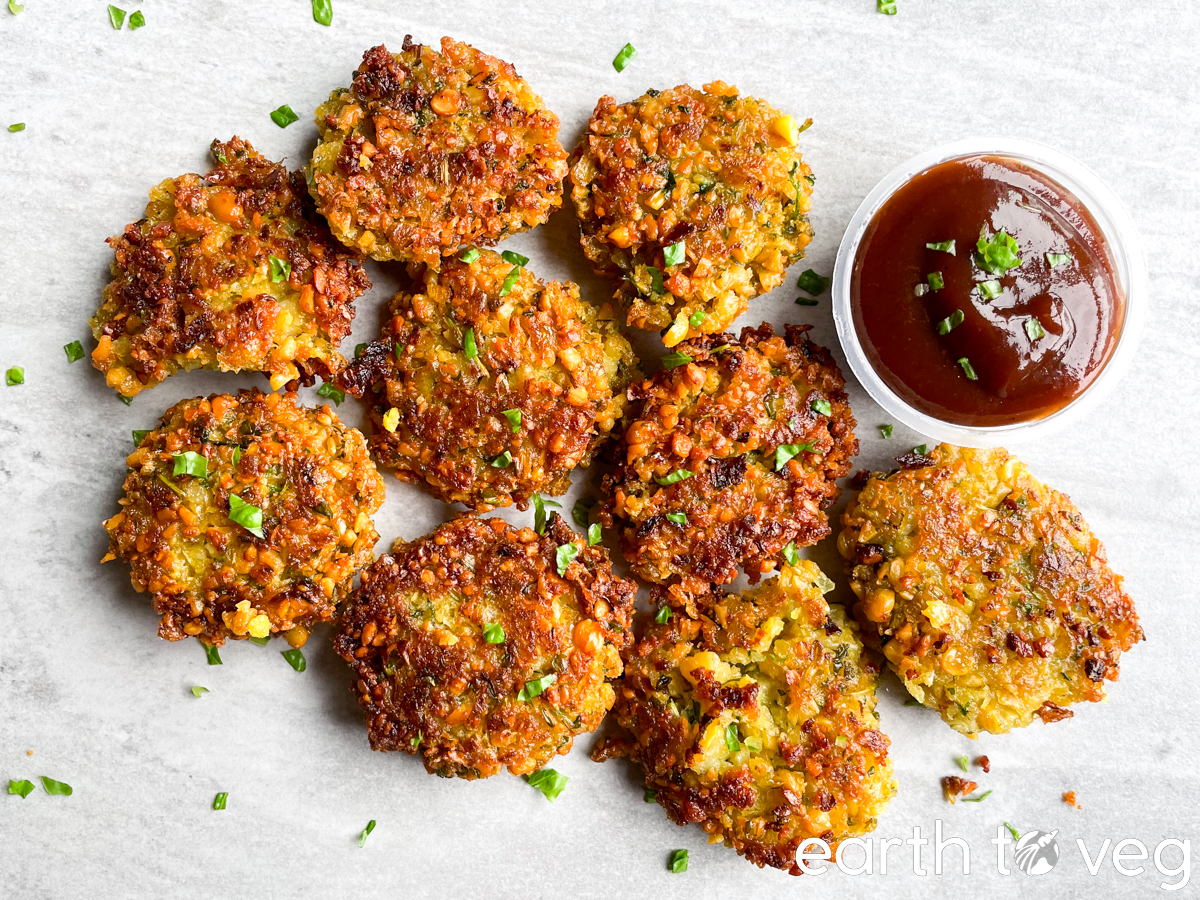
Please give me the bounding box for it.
[91,138,370,399]
[569,82,814,346]
[311,37,568,266]
[334,514,637,778]
[336,249,637,511]
[103,389,385,647]
[600,324,856,593]
[838,444,1142,735]
[594,562,896,875]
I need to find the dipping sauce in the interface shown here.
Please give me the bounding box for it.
[851,154,1124,427]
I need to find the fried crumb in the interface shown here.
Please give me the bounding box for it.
[976,755,990,773]
[1063,791,1081,809]
[943,776,978,804]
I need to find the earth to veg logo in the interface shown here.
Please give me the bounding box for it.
[1014,829,1060,875]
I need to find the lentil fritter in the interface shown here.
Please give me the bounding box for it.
[334,514,637,778]
[838,444,1142,735]
[595,561,896,875]
[91,137,370,399]
[335,249,636,511]
[311,37,568,266]
[103,389,385,647]
[600,323,856,592]
[569,82,814,346]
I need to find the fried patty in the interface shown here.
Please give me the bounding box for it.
[594,561,896,875]
[103,389,385,647]
[838,444,1142,735]
[569,82,814,346]
[334,514,637,778]
[336,249,637,511]
[600,323,856,592]
[91,137,369,399]
[311,37,568,266]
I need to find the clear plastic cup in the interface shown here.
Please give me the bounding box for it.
[831,137,1147,447]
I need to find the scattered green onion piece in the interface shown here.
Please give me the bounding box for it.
[204,643,222,666]
[227,494,265,537]
[805,173,816,185]
[963,789,993,803]
[129,9,144,28]
[665,512,687,525]
[483,622,505,644]
[977,228,1022,275]
[358,819,376,847]
[458,247,480,263]
[354,343,367,358]
[794,297,818,307]
[1005,822,1021,841]
[878,0,897,13]
[270,105,299,128]
[8,122,25,132]
[119,394,132,405]
[490,451,512,469]
[811,398,832,416]
[394,342,404,361]
[212,792,228,810]
[555,543,578,577]
[688,309,706,328]
[316,383,345,405]
[499,266,521,296]
[957,357,978,381]
[463,327,477,359]
[107,5,125,28]
[663,240,686,267]
[587,523,602,546]
[191,686,209,698]
[268,255,291,282]
[926,271,945,291]
[501,408,521,432]
[1045,251,1072,268]
[612,42,637,72]
[1025,318,1046,340]
[782,542,799,566]
[281,648,306,672]
[63,341,85,363]
[978,279,1002,300]
[644,788,657,803]
[774,442,815,471]
[8,1,24,14]
[645,265,665,294]
[311,0,332,26]
[173,451,208,478]
[517,673,557,701]
[525,768,569,802]
[572,496,595,528]
[654,469,693,486]
[724,723,740,753]
[132,429,151,445]
[744,736,762,752]
[655,606,671,624]
[669,849,689,873]
[956,755,969,773]
[532,494,560,535]
[8,779,34,798]
[660,351,693,370]
[6,366,24,386]
[925,240,955,255]
[500,250,529,267]
[936,309,965,335]
[796,269,830,296]
[40,777,72,796]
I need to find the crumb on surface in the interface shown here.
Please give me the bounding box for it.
[976,754,990,773]
[1063,790,1080,808]
[942,775,978,804]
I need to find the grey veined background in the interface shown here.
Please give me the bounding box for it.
[1,1,1197,898]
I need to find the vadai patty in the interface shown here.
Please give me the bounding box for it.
[838,444,1142,735]
[336,249,637,511]
[91,137,370,399]
[601,323,856,592]
[595,561,896,875]
[334,514,637,778]
[311,37,568,266]
[569,82,814,346]
[103,389,385,646]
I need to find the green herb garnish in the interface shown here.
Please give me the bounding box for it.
[937,309,965,335]
[957,357,978,381]
[268,255,291,282]
[1045,251,1072,268]
[878,0,897,13]
[204,643,222,666]
[459,248,479,263]
[724,723,740,753]
[8,122,25,132]
[316,383,345,405]
[587,523,602,546]
[1024,318,1045,340]
[119,394,132,405]
[129,9,144,28]
[501,250,529,267]
[212,792,228,810]
[669,849,689,873]
[281,648,306,672]
[963,789,993,803]
[355,343,367,358]
[37,777,71,796]
[663,240,686,267]
[977,228,1022,274]
[655,606,671,624]
[796,269,830,295]
[483,623,505,644]
[811,398,831,416]
[612,42,637,72]
[1005,822,1021,841]
[501,408,521,432]
[879,424,893,439]
[912,444,928,455]
[64,341,85,363]
[688,309,706,328]
[311,0,332,26]
[173,451,208,478]
[8,779,34,798]
[956,755,969,772]
[357,819,376,847]
[927,271,945,290]
[270,105,299,128]
[191,686,209,698]
[665,512,687,525]
[107,5,125,28]
[518,673,557,701]
[654,469,693,486]
[644,788,657,803]
[782,542,799,566]
[525,769,569,802]
[227,494,265,538]
[532,494,561,535]
[978,279,1002,300]
[499,266,521,296]
[660,351,692,369]
[572,496,595,527]
[926,240,955,254]
[6,366,24,386]
[249,636,270,648]
[555,543,578,577]
[490,451,512,468]
[8,1,24,15]
[774,442,815,471]
[795,296,818,306]
[463,327,478,359]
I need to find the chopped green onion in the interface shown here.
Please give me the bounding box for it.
[129,9,144,28]
[794,296,818,306]
[501,408,521,432]
[878,0,897,13]
[782,542,799,566]
[499,266,521,296]
[1024,317,1046,340]
[805,173,816,185]
[644,788,657,803]
[796,269,830,295]
[669,849,689,873]
[977,228,1022,275]
[663,240,686,267]
[957,357,978,381]
[212,792,228,810]
[744,736,762,752]
[1005,822,1021,841]
[8,122,25,132]
[517,673,557,701]
[936,309,965,335]
[40,777,72,796]
[270,105,299,128]
[357,819,376,847]
[654,469,693,486]
[956,755,969,772]
[490,451,512,468]
[228,494,265,537]
[532,494,560,535]
[978,279,1002,300]
[572,496,595,527]
[688,309,706,328]
[6,366,24,386]
[811,398,832,416]
[587,523,602,546]
[119,394,133,405]
[458,247,480,263]
[655,606,671,624]
[612,42,637,72]
[316,383,345,405]
[878,424,893,439]
[1045,251,1072,268]
[665,512,687,525]
[173,451,208,478]
[463,327,478,359]
[963,789,993,803]
[63,341,85,363]
[501,250,529,267]
[394,342,404,361]
[660,351,693,370]
[926,240,955,254]
[204,643,222,666]
[483,623,505,644]
[775,442,815,471]
[311,0,332,26]
[525,768,569,802]
[644,265,665,294]
[355,343,367,358]
[281,648,306,672]
[927,271,945,291]
[191,686,209,698]
[8,1,24,15]
[132,429,151,445]
[268,255,291,282]
[107,5,125,28]
[555,543,578,577]
[8,779,34,798]
[724,723,740,752]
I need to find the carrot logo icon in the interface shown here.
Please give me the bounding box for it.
[1014,829,1060,876]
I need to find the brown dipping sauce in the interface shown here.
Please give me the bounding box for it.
[851,155,1124,426]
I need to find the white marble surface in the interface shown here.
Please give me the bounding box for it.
[1,1,1197,897]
